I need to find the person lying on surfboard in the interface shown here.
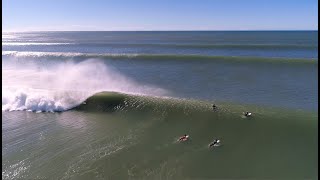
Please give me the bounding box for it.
[244,111,252,117]
[209,139,220,148]
[178,134,189,142]
[212,104,217,111]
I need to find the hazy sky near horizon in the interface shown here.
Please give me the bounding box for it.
[3,0,318,31]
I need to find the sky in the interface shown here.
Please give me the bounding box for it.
[2,0,318,31]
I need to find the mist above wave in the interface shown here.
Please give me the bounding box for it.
[2,59,168,112]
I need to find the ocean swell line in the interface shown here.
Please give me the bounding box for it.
[2,42,318,49]
[3,51,317,64]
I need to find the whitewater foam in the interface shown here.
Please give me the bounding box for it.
[2,51,139,58]
[2,59,168,112]
[2,42,74,46]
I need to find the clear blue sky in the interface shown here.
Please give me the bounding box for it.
[2,0,318,31]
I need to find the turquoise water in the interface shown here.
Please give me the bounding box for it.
[2,31,318,179]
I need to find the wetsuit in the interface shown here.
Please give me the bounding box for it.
[209,140,219,147]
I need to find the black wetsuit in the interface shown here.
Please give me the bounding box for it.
[209,140,219,147]
[212,105,217,110]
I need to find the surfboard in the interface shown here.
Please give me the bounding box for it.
[208,144,221,149]
[243,112,252,117]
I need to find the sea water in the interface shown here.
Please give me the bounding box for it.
[2,31,318,179]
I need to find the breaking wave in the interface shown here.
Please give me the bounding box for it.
[2,59,168,112]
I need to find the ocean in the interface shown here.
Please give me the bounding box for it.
[2,31,318,179]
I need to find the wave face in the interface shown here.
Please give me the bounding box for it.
[74,91,317,115]
[2,59,168,112]
[74,91,210,113]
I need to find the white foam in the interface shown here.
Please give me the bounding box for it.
[2,51,139,58]
[2,42,74,46]
[2,59,168,112]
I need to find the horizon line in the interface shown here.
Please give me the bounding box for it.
[3,29,318,33]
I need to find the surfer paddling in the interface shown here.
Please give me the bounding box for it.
[212,104,217,111]
[178,134,189,142]
[208,139,221,148]
[243,111,252,117]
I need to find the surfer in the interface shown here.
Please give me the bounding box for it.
[212,104,217,111]
[244,111,252,117]
[178,134,189,142]
[209,139,220,148]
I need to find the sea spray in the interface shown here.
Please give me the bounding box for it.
[2,59,168,112]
